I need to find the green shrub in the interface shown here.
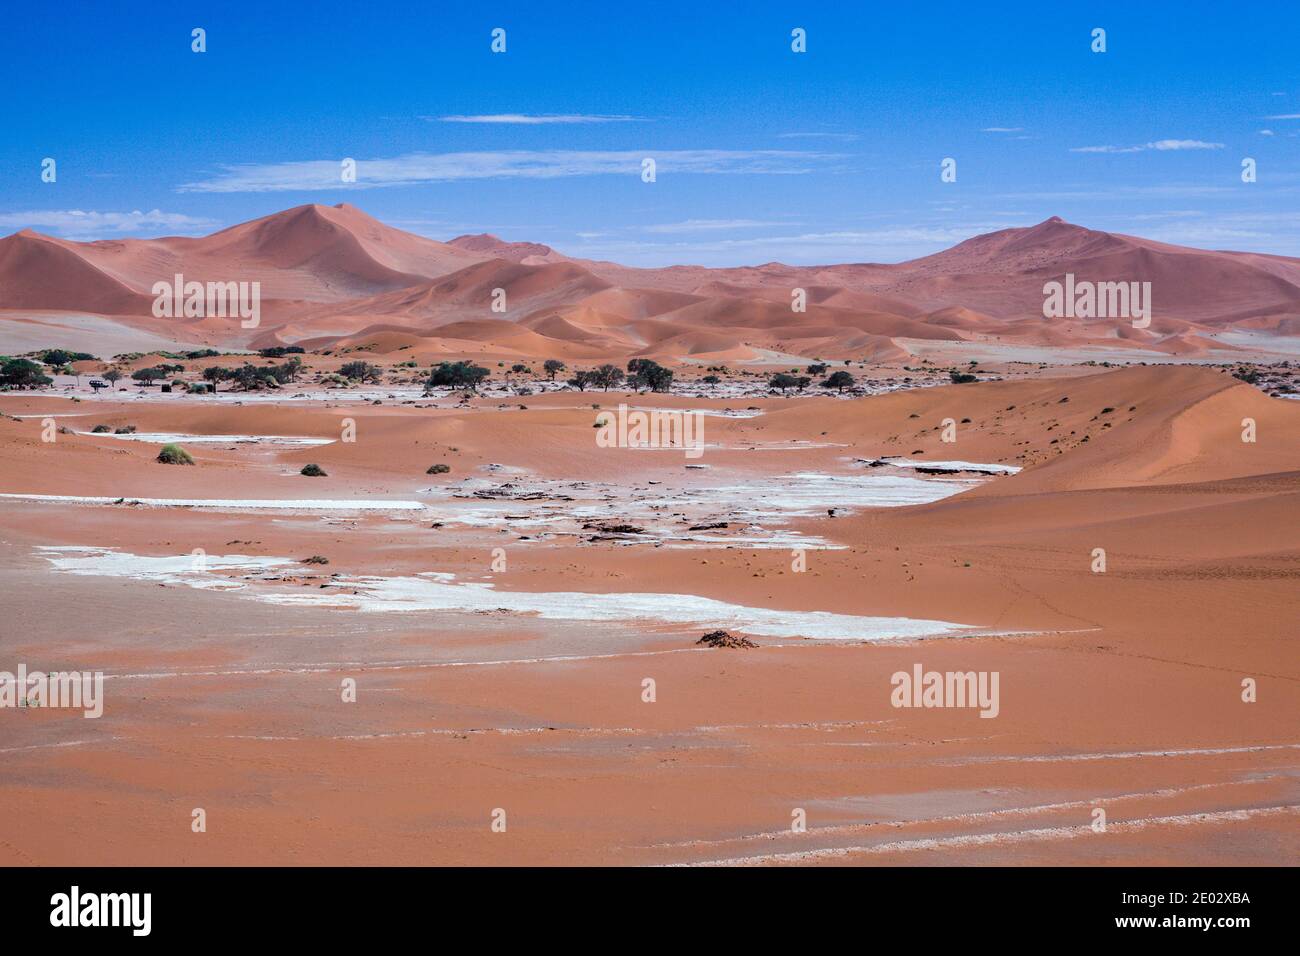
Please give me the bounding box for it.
[156,444,194,465]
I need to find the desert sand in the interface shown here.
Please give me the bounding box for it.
[0,361,1296,865]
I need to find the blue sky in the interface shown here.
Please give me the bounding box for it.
[2,0,1298,265]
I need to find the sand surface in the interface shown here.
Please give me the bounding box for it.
[0,363,1296,865]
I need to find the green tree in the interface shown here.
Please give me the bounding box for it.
[340,360,381,383]
[592,364,625,391]
[0,359,53,388]
[426,361,490,390]
[821,370,855,393]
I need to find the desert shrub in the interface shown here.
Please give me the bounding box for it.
[300,463,327,477]
[949,371,977,384]
[156,444,194,465]
[426,463,450,475]
[114,425,136,434]
[91,424,111,433]
[301,555,329,565]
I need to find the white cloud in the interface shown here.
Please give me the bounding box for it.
[180,150,839,192]
[0,208,216,238]
[1263,112,1300,119]
[1260,129,1275,136]
[1071,145,1145,154]
[1149,139,1225,150]
[430,114,646,124]
[1071,140,1224,153]
[981,127,1024,133]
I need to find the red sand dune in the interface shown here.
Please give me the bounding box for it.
[2,206,1299,360]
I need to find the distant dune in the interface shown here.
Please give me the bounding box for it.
[3,204,1299,359]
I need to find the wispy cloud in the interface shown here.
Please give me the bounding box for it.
[430,114,647,124]
[643,218,788,234]
[0,208,216,239]
[1126,210,1300,252]
[180,150,840,193]
[778,131,859,142]
[1263,112,1300,119]
[567,223,1017,267]
[1071,139,1225,154]
[981,127,1024,133]
[997,183,1238,201]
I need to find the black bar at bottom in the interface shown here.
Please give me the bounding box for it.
[0,866,1284,941]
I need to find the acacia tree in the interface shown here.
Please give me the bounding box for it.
[202,366,230,391]
[339,360,381,384]
[592,364,625,391]
[131,367,167,386]
[627,359,673,393]
[426,361,490,391]
[769,373,799,394]
[566,369,594,391]
[0,359,52,388]
[821,370,855,393]
[544,359,566,380]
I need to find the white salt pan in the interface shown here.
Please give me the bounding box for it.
[3,494,424,512]
[38,546,978,642]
